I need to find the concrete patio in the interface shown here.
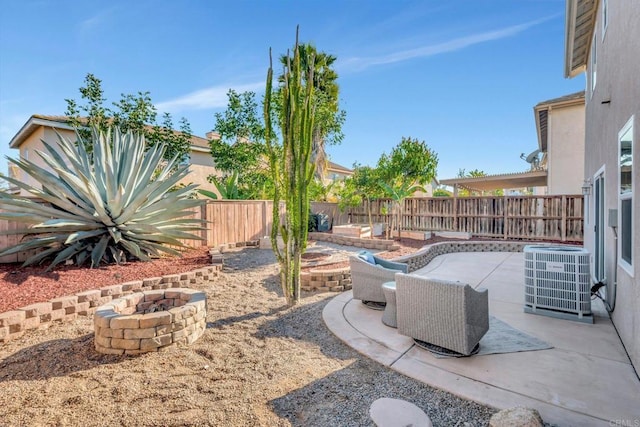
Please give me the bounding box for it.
[323,251,640,426]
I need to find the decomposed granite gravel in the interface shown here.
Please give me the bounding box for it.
[0,246,497,427]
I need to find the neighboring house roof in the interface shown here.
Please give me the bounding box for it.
[534,91,585,152]
[9,114,212,151]
[326,161,353,175]
[565,0,599,78]
[440,170,547,192]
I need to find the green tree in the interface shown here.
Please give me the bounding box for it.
[349,164,384,236]
[264,29,317,306]
[209,90,272,199]
[65,73,191,163]
[377,137,438,239]
[455,168,503,196]
[279,44,346,178]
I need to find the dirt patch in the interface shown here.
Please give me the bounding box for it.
[0,247,495,426]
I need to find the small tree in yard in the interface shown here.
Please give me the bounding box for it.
[209,90,273,199]
[264,29,317,306]
[377,137,438,239]
[65,73,192,163]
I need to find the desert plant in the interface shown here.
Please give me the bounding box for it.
[264,28,316,305]
[0,127,204,269]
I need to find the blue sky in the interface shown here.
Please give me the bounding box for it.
[0,0,584,180]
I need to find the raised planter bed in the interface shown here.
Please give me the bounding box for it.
[94,288,206,355]
[333,224,371,239]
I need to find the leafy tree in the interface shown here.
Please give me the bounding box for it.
[348,164,384,236]
[279,44,346,178]
[336,176,362,212]
[65,73,191,163]
[264,29,317,306]
[308,178,337,202]
[455,168,503,196]
[433,187,452,197]
[209,90,272,199]
[377,137,438,239]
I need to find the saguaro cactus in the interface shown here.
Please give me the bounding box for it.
[264,28,315,305]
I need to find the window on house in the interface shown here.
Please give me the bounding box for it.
[590,33,597,94]
[602,0,609,38]
[619,117,633,270]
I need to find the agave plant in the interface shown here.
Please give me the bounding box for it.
[0,127,204,269]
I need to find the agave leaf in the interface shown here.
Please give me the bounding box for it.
[65,229,106,245]
[75,250,89,266]
[91,235,110,267]
[119,238,142,258]
[49,243,84,271]
[107,227,122,244]
[22,246,64,267]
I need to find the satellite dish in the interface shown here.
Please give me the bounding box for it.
[520,149,541,170]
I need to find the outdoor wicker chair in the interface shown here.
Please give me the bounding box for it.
[349,251,408,309]
[395,273,489,356]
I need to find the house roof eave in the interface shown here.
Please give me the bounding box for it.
[9,116,75,149]
[564,0,599,78]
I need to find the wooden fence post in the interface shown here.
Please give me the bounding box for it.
[561,195,567,242]
[503,195,508,240]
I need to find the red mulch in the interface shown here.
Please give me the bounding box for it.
[0,248,212,313]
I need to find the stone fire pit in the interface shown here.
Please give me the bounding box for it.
[94,288,207,355]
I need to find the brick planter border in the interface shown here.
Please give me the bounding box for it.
[0,265,220,345]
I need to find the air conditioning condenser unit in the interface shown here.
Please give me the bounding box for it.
[524,245,592,323]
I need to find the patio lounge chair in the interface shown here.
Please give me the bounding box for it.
[349,251,408,309]
[395,273,489,356]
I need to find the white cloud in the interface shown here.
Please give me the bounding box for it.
[339,15,559,72]
[155,82,265,113]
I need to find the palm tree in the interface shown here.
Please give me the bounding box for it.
[279,44,341,179]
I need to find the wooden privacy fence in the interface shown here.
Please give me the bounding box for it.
[346,195,584,242]
[1,200,293,263]
[0,196,583,263]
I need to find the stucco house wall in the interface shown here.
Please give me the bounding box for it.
[547,103,585,195]
[571,0,640,370]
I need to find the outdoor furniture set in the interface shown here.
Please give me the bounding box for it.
[349,251,489,356]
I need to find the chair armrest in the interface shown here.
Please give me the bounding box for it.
[373,256,409,273]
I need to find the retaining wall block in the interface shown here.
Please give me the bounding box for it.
[0,311,26,328]
[139,311,172,328]
[140,333,172,350]
[111,338,141,350]
[124,328,156,339]
[20,302,53,318]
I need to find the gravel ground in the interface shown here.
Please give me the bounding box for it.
[0,245,496,426]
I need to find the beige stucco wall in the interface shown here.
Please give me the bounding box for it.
[15,127,76,195]
[177,149,220,196]
[547,103,585,195]
[582,1,640,370]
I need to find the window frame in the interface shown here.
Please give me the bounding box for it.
[618,116,634,276]
[602,0,609,40]
[590,32,597,96]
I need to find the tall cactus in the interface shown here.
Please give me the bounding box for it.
[264,28,315,305]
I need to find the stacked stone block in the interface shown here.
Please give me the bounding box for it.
[0,265,220,344]
[94,288,207,355]
[308,232,398,251]
[301,267,352,292]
